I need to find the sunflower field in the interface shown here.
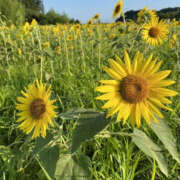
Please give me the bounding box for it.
[0,2,180,180]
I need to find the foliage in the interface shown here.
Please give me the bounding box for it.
[41,9,70,25]
[0,20,179,180]
[0,0,25,25]
[116,7,180,22]
[20,0,44,22]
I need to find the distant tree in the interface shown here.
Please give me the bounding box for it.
[116,7,180,22]
[42,9,70,24]
[69,18,81,24]
[19,0,44,22]
[0,0,25,25]
[157,7,180,20]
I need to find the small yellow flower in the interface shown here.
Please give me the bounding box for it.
[109,34,116,39]
[16,80,57,139]
[17,49,22,55]
[53,26,59,36]
[43,42,50,48]
[92,13,100,20]
[67,34,73,41]
[170,34,177,48]
[87,19,93,24]
[56,46,61,54]
[68,45,74,50]
[31,19,38,27]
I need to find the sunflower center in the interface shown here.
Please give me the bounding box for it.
[115,5,120,14]
[120,75,148,103]
[30,98,46,119]
[148,27,160,38]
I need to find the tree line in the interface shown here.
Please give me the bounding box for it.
[116,7,180,22]
[0,0,80,25]
[0,0,179,25]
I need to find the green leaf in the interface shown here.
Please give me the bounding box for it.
[132,128,168,177]
[33,133,60,179]
[44,48,54,57]
[71,109,110,153]
[33,133,54,155]
[55,154,91,180]
[38,144,59,179]
[150,117,180,163]
[59,108,97,120]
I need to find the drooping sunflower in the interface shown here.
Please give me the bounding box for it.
[96,51,177,127]
[141,18,169,46]
[113,0,123,19]
[92,13,100,20]
[16,80,57,139]
[137,6,157,24]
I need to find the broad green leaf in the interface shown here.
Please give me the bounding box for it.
[38,144,59,179]
[33,133,60,179]
[132,128,168,177]
[55,154,91,180]
[150,117,180,163]
[71,109,110,153]
[59,108,98,120]
[33,133,54,155]
[44,48,54,57]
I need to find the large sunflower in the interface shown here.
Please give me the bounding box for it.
[141,18,169,46]
[96,51,177,127]
[137,6,157,24]
[16,80,57,139]
[113,0,123,19]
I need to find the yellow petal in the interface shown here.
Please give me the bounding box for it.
[103,66,122,80]
[151,88,178,97]
[124,50,132,74]
[135,103,141,127]
[132,51,140,73]
[149,97,173,111]
[151,80,175,87]
[99,80,119,85]
[139,102,151,125]
[141,53,153,74]
[108,59,127,76]
[96,92,116,100]
[147,101,164,118]
[148,61,162,76]
[95,85,118,93]
[149,70,171,82]
[106,105,120,118]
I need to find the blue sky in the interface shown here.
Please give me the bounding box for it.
[43,0,180,23]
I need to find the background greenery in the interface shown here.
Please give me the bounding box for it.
[0,19,179,179]
[0,0,179,25]
[0,0,179,179]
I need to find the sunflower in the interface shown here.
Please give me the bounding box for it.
[137,6,157,24]
[96,51,177,127]
[113,0,123,19]
[141,18,169,46]
[16,80,57,139]
[87,19,93,24]
[92,13,100,20]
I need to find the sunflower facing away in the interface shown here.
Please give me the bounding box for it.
[92,13,100,20]
[16,80,57,139]
[141,17,169,46]
[96,51,178,127]
[113,0,123,19]
[137,6,157,24]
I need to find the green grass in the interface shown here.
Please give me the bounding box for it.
[0,21,179,180]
